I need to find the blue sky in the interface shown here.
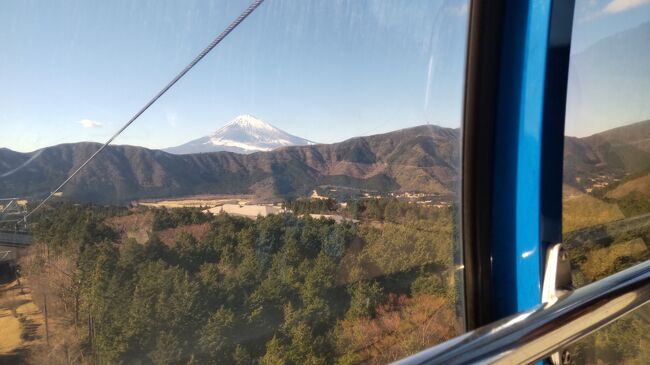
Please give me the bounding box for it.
[1,0,649,152]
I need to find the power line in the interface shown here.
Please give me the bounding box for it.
[22,0,266,223]
[1,200,16,214]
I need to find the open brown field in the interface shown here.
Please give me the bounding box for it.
[136,194,257,208]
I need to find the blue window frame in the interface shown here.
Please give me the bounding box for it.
[462,0,575,326]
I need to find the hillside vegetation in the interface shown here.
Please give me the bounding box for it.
[18,201,461,364]
[606,173,650,199]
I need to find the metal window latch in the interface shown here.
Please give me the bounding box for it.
[542,243,574,365]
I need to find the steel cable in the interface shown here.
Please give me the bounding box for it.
[23,0,266,222]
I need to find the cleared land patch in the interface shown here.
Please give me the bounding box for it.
[606,172,650,199]
[563,191,625,233]
[0,280,43,361]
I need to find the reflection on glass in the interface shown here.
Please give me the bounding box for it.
[563,2,650,364]
[0,1,468,363]
[568,304,650,365]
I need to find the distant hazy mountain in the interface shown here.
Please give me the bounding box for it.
[0,125,459,204]
[164,114,314,154]
[564,119,650,190]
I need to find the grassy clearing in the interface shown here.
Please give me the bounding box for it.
[563,193,625,233]
[580,239,648,281]
[0,307,22,354]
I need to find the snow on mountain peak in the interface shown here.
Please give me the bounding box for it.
[226,114,275,130]
[164,115,315,155]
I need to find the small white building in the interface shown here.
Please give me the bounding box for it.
[310,190,329,200]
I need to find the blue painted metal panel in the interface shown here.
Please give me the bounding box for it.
[490,0,557,319]
[515,0,552,313]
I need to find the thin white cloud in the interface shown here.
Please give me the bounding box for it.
[604,0,650,13]
[448,4,468,16]
[78,119,102,129]
[578,0,650,22]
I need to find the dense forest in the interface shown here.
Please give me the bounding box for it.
[17,200,461,364]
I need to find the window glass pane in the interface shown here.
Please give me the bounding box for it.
[0,1,469,363]
[567,303,650,364]
[564,1,650,287]
[563,1,650,363]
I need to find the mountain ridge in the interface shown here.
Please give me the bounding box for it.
[3,119,650,205]
[563,119,650,191]
[0,124,459,204]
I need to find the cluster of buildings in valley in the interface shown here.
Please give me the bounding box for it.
[317,189,449,201]
[576,174,621,194]
[365,191,452,207]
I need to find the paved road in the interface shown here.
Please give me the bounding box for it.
[564,213,650,248]
[0,231,32,246]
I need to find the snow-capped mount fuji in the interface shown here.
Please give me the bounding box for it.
[164,114,315,154]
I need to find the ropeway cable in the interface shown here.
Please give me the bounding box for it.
[22,0,266,223]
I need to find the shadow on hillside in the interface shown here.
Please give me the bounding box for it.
[0,348,30,365]
[0,263,16,286]
[19,316,40,342]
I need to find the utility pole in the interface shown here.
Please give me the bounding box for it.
[15,250,24,295]
[43,293,50,346]
[88,314,96,365]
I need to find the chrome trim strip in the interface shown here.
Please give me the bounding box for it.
[393,260,650,365]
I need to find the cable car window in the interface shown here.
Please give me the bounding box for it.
[563,1,650,363]
[563,0,650,290]
[562,303,650,364]
[0,1,469,363]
